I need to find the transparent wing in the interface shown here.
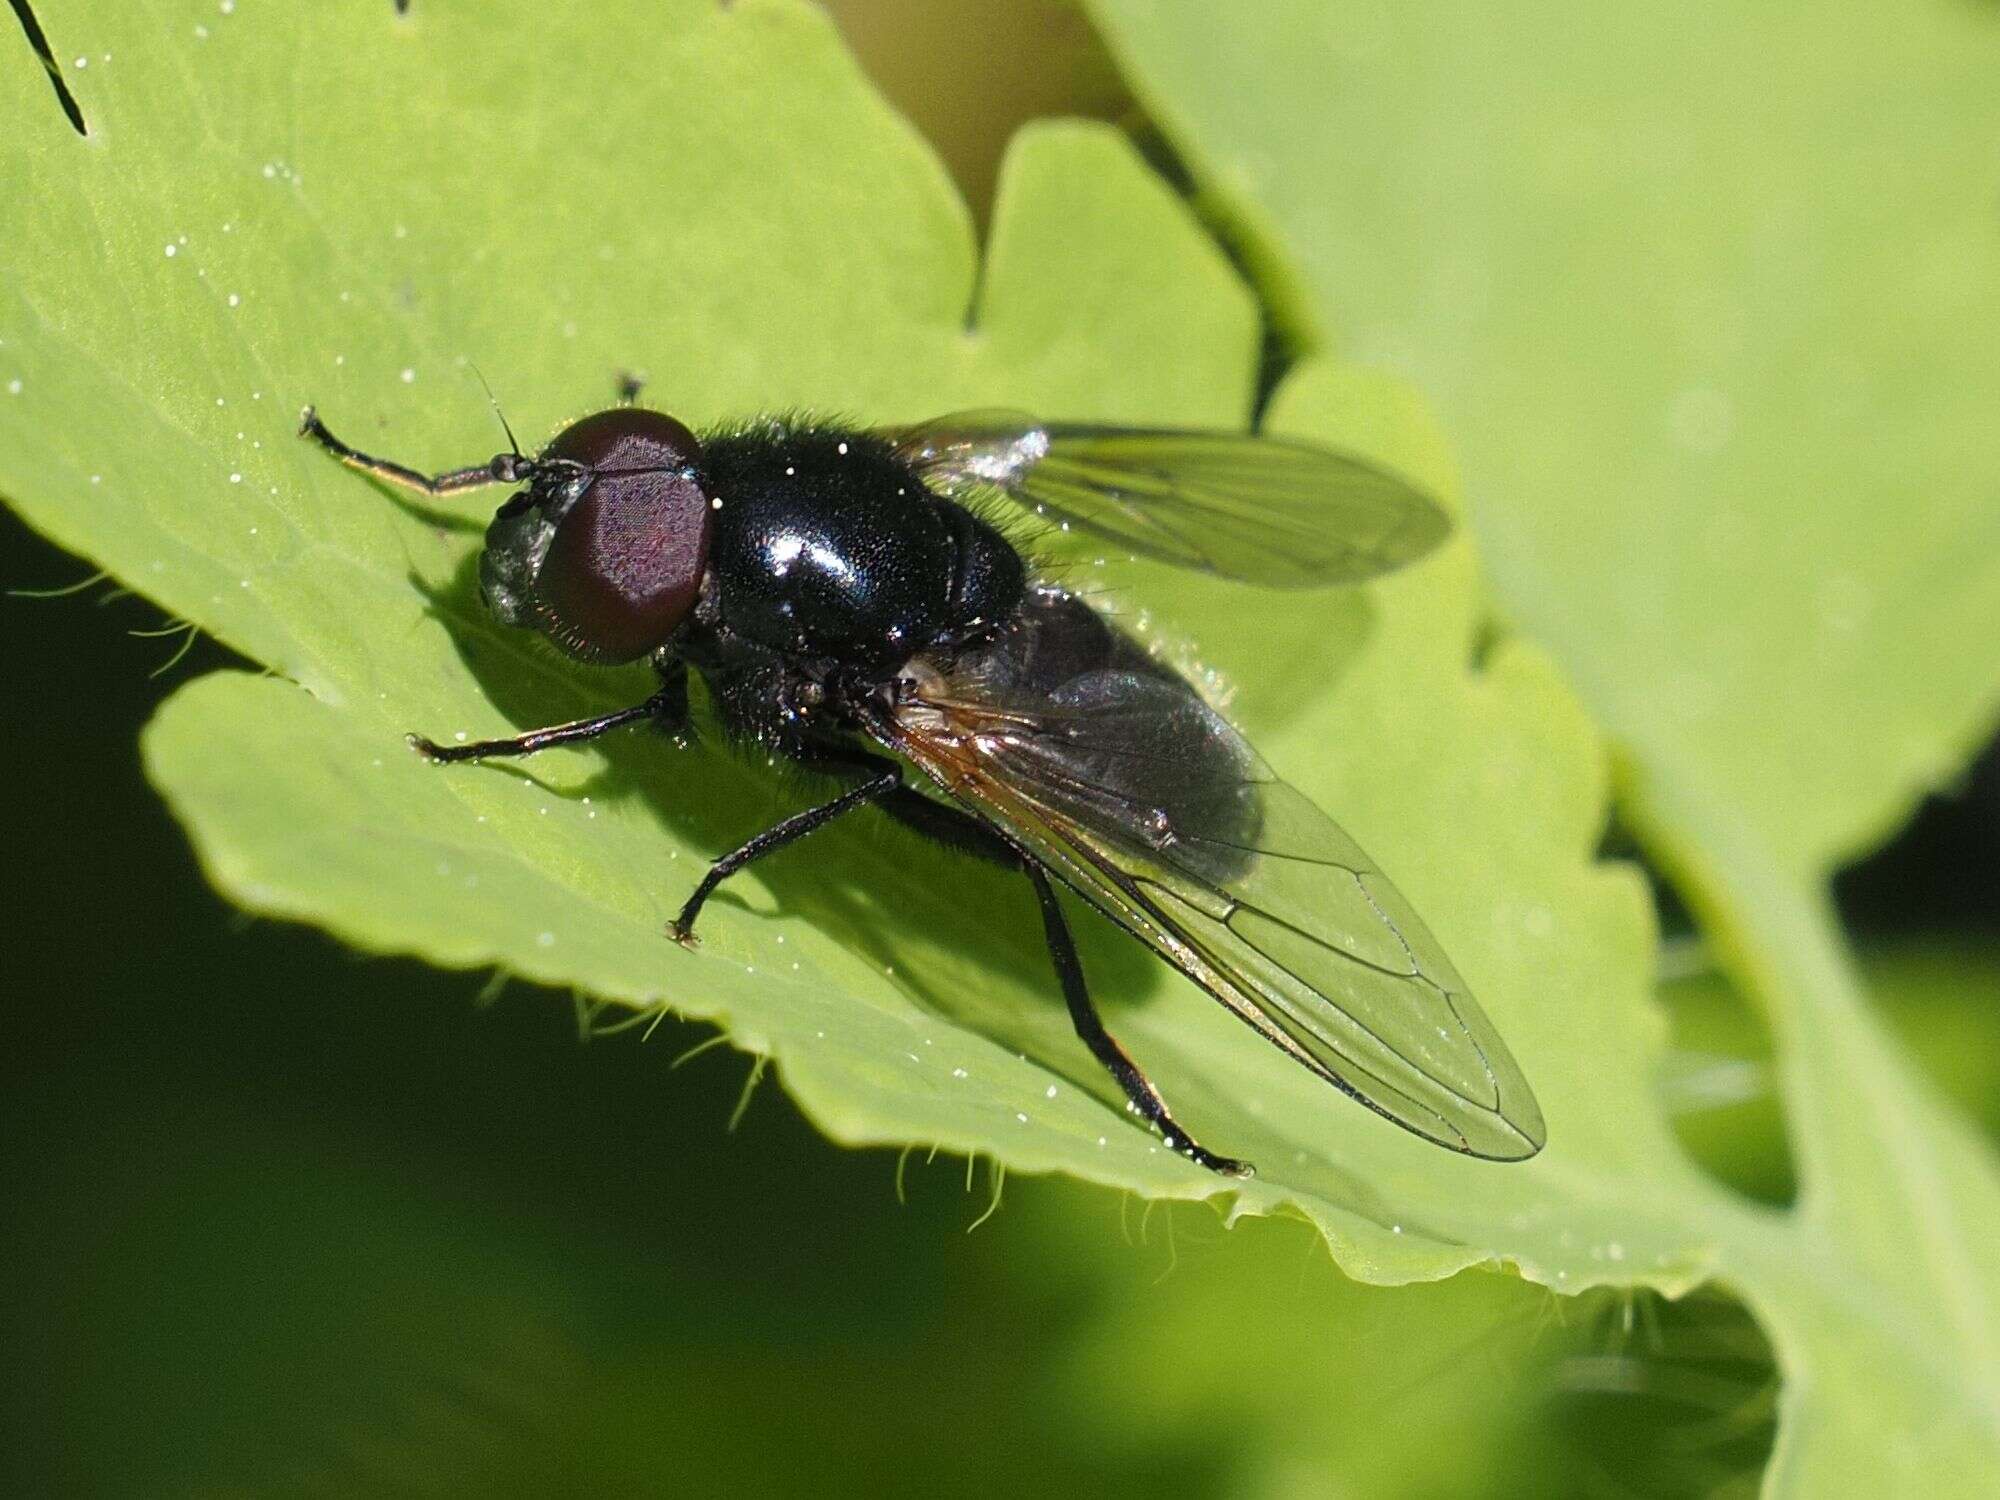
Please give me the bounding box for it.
[877,590,1544,1158]
[892,410,1450,587]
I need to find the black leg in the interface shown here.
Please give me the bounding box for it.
[855,781,1253,1178]
[669,766,903,947]
[410,686,682,764]
[300,407,519,495]
[674,735,1247,1175]
[1021,861,1253,1178]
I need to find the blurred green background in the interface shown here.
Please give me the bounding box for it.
[5,2,1998,1495]
[0,502,1822,1496]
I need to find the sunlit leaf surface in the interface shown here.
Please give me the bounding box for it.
[1087,1,2000,1492]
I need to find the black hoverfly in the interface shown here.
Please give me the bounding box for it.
[301,395,1546,1176]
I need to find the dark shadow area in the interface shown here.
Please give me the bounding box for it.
[362,473,494,535]
[1600,820,1801,1208]
[0,505,1224,1498]
[823,0,1129,234]
[1654,965,1801,1209]
[1833,731,2000,1146]
[7,0,87,135]
[1527,1284,1779,1498]
[1836,731,2000,939]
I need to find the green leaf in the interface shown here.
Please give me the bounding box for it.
[1,0,1699,1292]
[1664,939,2000,1192]
[1085,0,2000,1491]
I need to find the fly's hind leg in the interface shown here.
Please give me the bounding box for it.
[1021,862,1252,1177]
[872,789,1254,1178]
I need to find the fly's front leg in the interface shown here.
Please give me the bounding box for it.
[410,702,656,763]
[300,407,528,494]
[412,663,690,764]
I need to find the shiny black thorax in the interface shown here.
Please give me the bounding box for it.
[683,421,1025,745]
[698,424,1021,669]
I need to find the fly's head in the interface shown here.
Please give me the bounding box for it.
[480,408,712,663]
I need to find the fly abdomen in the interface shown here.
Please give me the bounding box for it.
[938,500,1026,639]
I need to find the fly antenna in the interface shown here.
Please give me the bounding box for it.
[467,361,524,462]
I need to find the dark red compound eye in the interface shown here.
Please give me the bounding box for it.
[485,409,711,663]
